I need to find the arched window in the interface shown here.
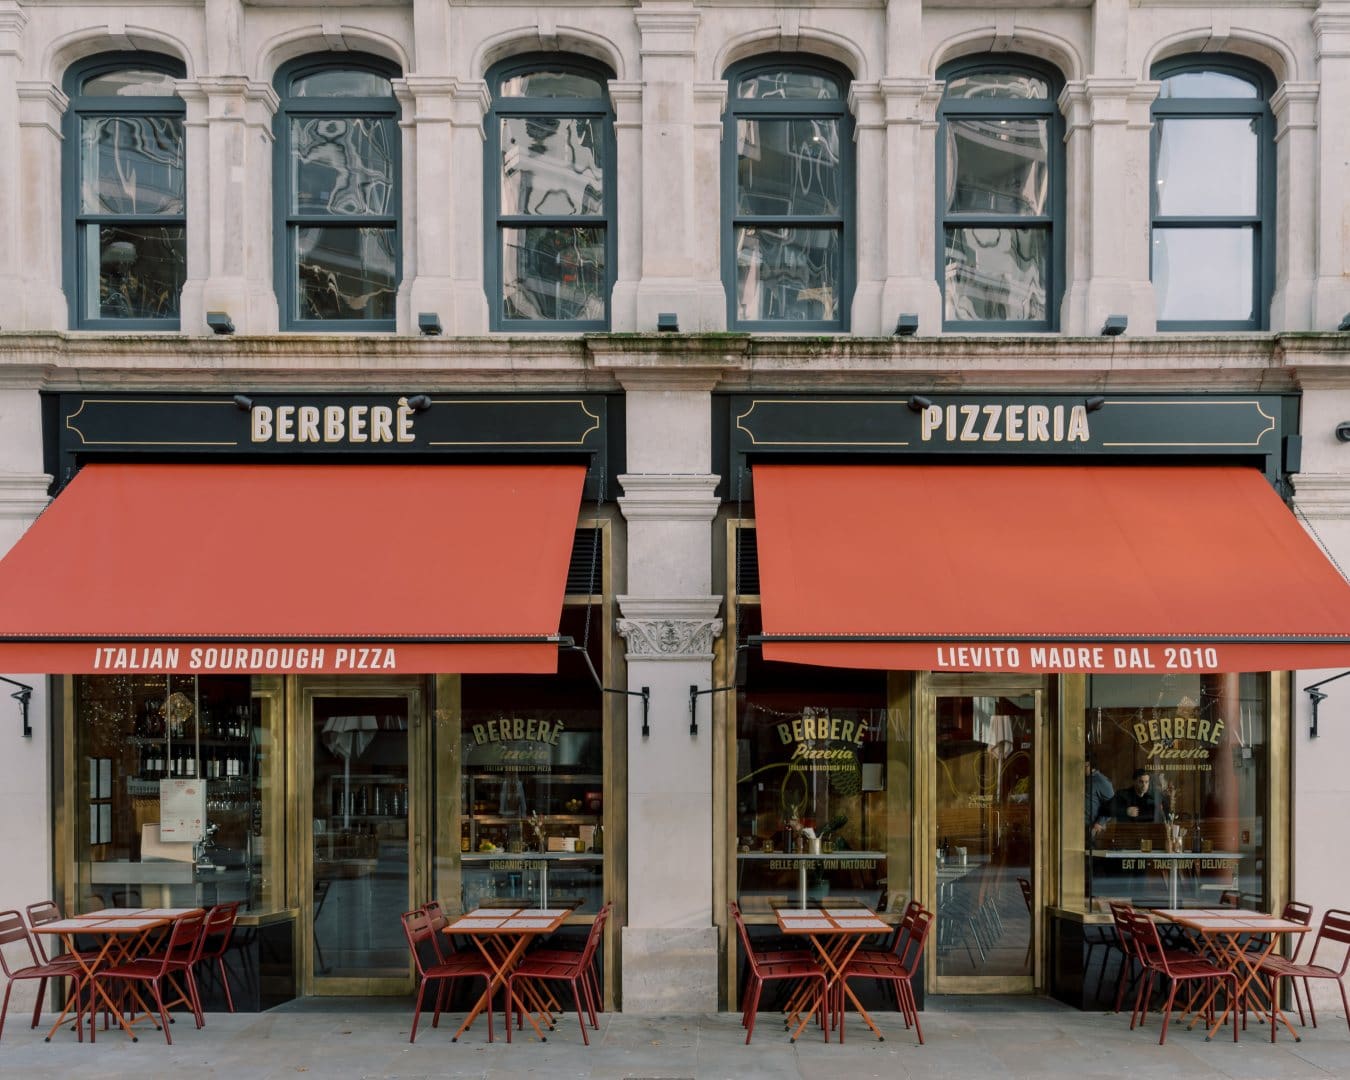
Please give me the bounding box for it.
[63,53,187,330]
[273,55,400,330]
[485,54,615,331]
[936,57,1064,331]
[722,56,853,331]
[1150,56,1275,330]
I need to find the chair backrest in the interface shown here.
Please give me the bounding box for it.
[728,902,764,978]
[1125,911,1173,975]
[197,902,240,963]
[419,901,450,963]
[149,912,205,975]
[0,909,41,975]
[897,906,936,973]
[578,901,610,970]
[1306,908,1350,975]
[25,901,64,963]
[1281,900,1314,961]
[400,909,436,978]
[886,899,923,956]
[1107,901,1135,951]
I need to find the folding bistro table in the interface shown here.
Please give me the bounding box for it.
[1151,907,1312,1041]
[442,906,571,1042]
[775,905,891,1042]
[32,912,190,1042]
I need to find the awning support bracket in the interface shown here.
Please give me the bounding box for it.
[560,638,651,738]
[688,646,750,737]
[1303,670,1350,738]
[0,676,33,738]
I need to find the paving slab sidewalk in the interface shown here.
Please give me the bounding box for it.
[1,995,1347,1079]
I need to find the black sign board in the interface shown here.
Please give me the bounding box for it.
[721,392,1297,497]
[46,392,615,499]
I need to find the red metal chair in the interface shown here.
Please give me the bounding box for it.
[1258,907,1350,1036]
[95,911,207,1043]
[194,902,241,1013]
[728,902,828,1045]
[400,908,494,1043]
[0,910,79,1039]
[838,905,935,1044]
[524,900,611,1020]
[505,904,609,1045]
[1127,911,1238,1044]
[25,900,100,969]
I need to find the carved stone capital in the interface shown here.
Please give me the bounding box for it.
[617,617,724,658]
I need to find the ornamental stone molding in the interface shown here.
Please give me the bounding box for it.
[1292,473,1350,520]
[618,474,720,521]
[617,596,723,659]
[0,474,53,524]
[616,617,724,659]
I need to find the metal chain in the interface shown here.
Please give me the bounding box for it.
[1291,494,1350,585]
[580,461,606,653]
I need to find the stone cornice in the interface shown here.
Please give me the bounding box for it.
[4,331,1350,393]
[618,475,721,520]
[1292,473,1350,521]
[616,616,723,660]
[0,474,54,522]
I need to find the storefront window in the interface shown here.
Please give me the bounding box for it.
[459,609,605,913]
[1085,673,1268,910]
[734,640,891,913]
[73,674,278,913]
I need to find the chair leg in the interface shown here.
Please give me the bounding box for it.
[1291,978,1305,1026]
[217,956,236,1013]
[1340,979,1350,1035]
[743,980,761,1044]
[505,977,515,1045]
[409,978,428,1043]
[30,977,46,1031]
[0,980,13,1041]
[571,979,589,1046]
[152,981,172,1045]
[1158,981,1178,1045]
[1307,979,1318,1028]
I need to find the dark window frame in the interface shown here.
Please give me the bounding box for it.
[721,54,855,333]
[1149,54,1276,332]
[935,55,1065,333]
[62,52,188,331]
[484,53,616,333]
[272,53,402,333]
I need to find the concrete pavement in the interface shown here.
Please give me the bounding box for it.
[1,995,1347,1078]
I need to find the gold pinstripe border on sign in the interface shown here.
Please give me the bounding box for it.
[65,399,240,447]
[425,398,602,447]
[1097,399,1277,448]
[735,399,912,448]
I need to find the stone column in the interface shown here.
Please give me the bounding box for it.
[608,80,643,329]
[1312,2,1350,327]
[396,77,490,334]
[0,2,28,329]
[176,78,280,333]
[1269,84,1320,330]
[13,81,68,328]
[849,81,884,334]
[611,366,724,1011]
[878,78,944,334]
[1057,79,1157,335]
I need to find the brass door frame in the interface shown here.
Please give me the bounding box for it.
[290,675,427,996]
[918,674,1048,995]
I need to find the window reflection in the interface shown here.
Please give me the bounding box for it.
[294,226,397,320]
[1158,71,1257,99]
[290,117,395,216]
[736,119,841,217]
[736,226,841,321]
[502,226,606,320]
[1085,675,1268,912]
[944,72,1049,100]
[500,117,604,216]
[1155,118,1256,217]
[943,227,1048,321]
[945,119,1048,216]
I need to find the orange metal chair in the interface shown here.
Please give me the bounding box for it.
[728,902,828,1045]
[1258,907,1350,1037]
[401,908,494,1043]
[524,900,611,1020]
[0,910,79,1039]
[1127,911,1237,1044]
[838,906,935,1044]
[505,905,609,1045]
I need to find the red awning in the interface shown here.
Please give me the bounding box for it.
[752,463,1350,674]
[0,463,586,675]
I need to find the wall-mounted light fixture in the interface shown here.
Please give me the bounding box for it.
[0,676,33,738]
[1338,313,1350,332]
[894,314,919,336]
[656,313,680,332]
[406,394,432,412]
[1101,315,1127,337]
[232,394,253,410]
[1304,669,1350,737]
[206,312,235,335]
[1335,423,1350,443]
[1085,396,1107,412]
[417,313,443,336]
[907,394,933,412]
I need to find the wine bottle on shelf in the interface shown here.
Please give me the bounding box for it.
[184,749,195,777]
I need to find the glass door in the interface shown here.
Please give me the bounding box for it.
[297,679,425,995]
[927,684,1042,992]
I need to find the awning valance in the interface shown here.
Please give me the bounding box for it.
[752,464,1350,674]
[0,462,585,675]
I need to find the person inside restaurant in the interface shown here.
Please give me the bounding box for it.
[1111,768,1157,822]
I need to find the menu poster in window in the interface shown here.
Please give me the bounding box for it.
[158,778,206,842]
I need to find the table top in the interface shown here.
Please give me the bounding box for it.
[444,907,572,935]
[1151,908,1313,934]
[72,907,204,919]
[774,906,889,934]
[737,850,886,861]
[33,915,174,934]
